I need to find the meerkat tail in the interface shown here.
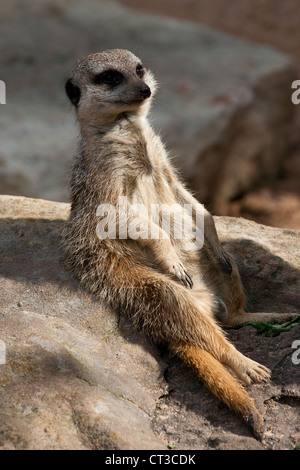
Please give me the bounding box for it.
[171,341,264,440]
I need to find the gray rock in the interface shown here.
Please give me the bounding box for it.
[0,195,167,450]
[0,195,299,450]
[0,0,296,208]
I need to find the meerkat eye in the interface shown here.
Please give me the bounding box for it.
[136,64,144,78]
[93,70,123,86]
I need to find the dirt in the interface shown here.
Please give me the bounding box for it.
[120,0,300,229]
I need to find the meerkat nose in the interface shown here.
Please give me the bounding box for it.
[139,85,151,99]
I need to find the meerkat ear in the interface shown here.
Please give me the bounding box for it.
[65,78,81,107]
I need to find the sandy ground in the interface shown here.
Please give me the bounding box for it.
[121,0,300,229]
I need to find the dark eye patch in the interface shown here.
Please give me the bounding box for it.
[93,70,123,86]
[136,64,144,78]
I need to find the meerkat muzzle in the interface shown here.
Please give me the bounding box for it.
[139,85,151,99]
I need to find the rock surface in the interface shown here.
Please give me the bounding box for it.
[0,195,299,450]
[0,0,296,210]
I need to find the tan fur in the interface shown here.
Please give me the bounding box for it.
[63,49,294,439]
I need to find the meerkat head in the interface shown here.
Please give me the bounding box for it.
[65,49,157,127]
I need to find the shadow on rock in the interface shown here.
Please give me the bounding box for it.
[223,238,300,314]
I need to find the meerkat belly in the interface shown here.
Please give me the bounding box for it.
[130,173,163,207]
[130,173,201,268]
[130,173,180,225]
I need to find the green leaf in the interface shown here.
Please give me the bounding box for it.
[242,316,300,337]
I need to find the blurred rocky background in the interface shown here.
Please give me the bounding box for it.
[122,0,300,228]
[1,0,300,228]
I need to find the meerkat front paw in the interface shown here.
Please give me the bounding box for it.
[171,261,193,288]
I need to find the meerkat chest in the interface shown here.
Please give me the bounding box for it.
[130,147,176,208]
[130,172,171,207]
[125,120,176,207]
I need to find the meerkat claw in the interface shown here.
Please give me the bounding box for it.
[180,276,189,287]
[174,273,193,288]
[184,271,193,288]
[218,257,232,274]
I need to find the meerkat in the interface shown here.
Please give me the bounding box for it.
[63,49,296,439]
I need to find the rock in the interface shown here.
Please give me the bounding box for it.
[0,195,167,450]
[0,195,299,450]
[0,0,296,209]
[214,216,300,314]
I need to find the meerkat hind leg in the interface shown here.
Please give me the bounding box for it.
[225,311,300,327]
[172,341,265,439]
[180,301,271,387]
[222,346,270,386]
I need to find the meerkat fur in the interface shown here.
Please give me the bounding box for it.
[63,49,295,439]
